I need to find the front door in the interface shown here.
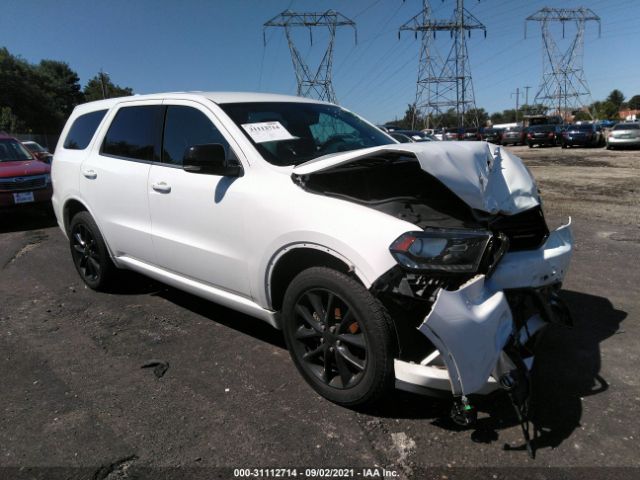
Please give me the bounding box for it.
[148,101,251,296]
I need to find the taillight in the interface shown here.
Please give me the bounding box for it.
[527,133,533,138]
[548,132,554,137]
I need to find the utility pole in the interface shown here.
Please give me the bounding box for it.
[525,7,600,120]
[400,0,486,129]
[511,87,520,123]
[523,85,531,114]
[99,69,109,99]
[264,10,356,104]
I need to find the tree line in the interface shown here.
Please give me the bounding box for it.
[389,89,640,129]
[0,47,133,134]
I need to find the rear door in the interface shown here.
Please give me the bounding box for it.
[147,100,251,296]
[80,101,163,262]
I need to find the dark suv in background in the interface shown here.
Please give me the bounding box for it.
[527,125,561,148]
[501,126,526,146]
[561,123,604,148]
[481,128,504,144]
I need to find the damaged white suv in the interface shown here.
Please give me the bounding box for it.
[52,92,573,412]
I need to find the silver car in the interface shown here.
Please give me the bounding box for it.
[607,122,640,149]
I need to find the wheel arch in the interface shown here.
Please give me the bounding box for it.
[62,197,90,236]
[266,244,367,312]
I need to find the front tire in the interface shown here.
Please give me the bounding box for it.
[282,267,396,407]
[69,211,116,291]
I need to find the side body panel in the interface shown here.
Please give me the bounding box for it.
[78,100,157,262]
[147,99,252,296]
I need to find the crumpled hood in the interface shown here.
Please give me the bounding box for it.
[292,142,540,215]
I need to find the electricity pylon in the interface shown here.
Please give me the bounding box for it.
[400,0,486,129]
[525,7,601,120]
[264,10,357,104]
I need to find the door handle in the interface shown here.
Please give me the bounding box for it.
[82,169,97,180]
[152,182,171,194]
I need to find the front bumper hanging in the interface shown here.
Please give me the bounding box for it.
[394,219,574,397]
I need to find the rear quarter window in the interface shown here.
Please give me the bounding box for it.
[63,110,108,150]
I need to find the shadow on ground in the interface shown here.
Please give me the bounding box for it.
[0,205,57,233]
[349,289,625,454]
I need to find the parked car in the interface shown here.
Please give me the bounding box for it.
[526,124,561,147]
[461,127,481,141]
[0,134,52,208]
[481,128,504,144]
[501,126,526,146]
[389,130,435,143]
[443,127,463,141]
[51,92,573,417]
[22,140,54,163]
[606,122,640,149]
[561,123,604,148]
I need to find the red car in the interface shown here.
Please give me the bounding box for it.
[0,134,52,208]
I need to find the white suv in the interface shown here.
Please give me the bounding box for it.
[52,92,573,410]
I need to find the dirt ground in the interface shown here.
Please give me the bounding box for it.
[515,144,640,227]
[0,144,639,480]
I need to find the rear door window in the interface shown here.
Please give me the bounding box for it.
[102,105,164,161]
[63,110,107,150]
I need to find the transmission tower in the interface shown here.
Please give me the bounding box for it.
[264,10,356,104]
[400,0,486,129]
[526,7,601,120]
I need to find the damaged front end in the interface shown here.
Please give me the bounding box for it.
[375,219,573,400]
[293,143,574,453]
[375,220,573,457]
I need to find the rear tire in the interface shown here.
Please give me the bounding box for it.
[281,267,396,407]
[69,211,116,291]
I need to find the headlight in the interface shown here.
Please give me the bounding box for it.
[389,229,492,273]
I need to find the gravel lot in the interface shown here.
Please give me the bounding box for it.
[1,144,638,479]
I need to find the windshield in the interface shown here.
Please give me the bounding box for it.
[218,102,394,166]
[25,142,45,152]
[0,138,34,162]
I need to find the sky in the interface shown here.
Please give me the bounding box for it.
[1,0,638,123]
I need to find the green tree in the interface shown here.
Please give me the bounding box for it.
[606,89,625,109]
[37,59,84,118]
[0,47,58,133]
[627,95,640,110]
[83,73,133,102]
[573,110,592,121]
[490,108,517,125]
[464,107,488,127]
[0,106,23,132]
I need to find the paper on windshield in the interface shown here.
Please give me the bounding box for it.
[241,121,297,144]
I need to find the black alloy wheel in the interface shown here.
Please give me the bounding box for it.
[282,267,395,407]
[290,288,367,390]
[69,212,115,290]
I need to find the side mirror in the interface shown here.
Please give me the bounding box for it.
[182,144,243,177]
